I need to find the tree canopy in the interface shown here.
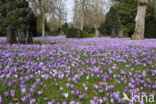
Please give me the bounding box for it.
[99,0,156,38]
[0,0,37,36]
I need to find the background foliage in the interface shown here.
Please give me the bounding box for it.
[99,0,156,38]
[0,0,37,36]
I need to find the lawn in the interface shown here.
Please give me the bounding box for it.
[0,36,155,104]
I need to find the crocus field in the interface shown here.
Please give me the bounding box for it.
[0,36,156,104]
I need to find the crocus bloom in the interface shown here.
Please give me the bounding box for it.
[103,97,107,102]
[21,96,27,102]
[38,91,42,96]
[79,94,84,99]
[10,90,15,97]
[21,87,26,94]
[4,91,8,97]
[0,95,2,104]
[30,98,36,104]
[7,82,12,87]
[75,90,79,95]
[71,90,75,95]
[62,101,67,104]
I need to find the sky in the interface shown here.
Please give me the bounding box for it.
[64,0,74,23]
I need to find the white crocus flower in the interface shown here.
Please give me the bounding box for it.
[99,98,103,103]
[64,93,69,98]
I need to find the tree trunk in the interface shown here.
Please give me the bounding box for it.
[42,14,45,37]
[131,0,149,40]
[112,28,116,37]
[26,31,33,44]
[95,0,99,37]
[80,0,85,30]
[119,29,123,38]
[80,13,84,30]
[94,24,99,37]
[73,0,78,28]
[42,0,45,37]
[18,30,25,44]
[7,24,17,44]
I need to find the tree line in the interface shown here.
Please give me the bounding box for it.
[0,0,156,43]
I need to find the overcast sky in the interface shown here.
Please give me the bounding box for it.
[65,0,74,23]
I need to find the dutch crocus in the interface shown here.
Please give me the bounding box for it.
[4,91,8,97]
[10,90,15,97]
[0,95,2,104]
[30,98,36,104]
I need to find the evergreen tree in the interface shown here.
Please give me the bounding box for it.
[145,1,156,38]
[0,0,37,39]
[99,6,120,36]
[100,0,156,38]
[0,0,7,36]
[113,0,138,37]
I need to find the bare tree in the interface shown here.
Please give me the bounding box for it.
[48,0,67,31]
[80,0,85,30]
[73,0,107,34]
[92,0,100,37]
[73,0,79,28]
[28,0,67,36]
[132,0,149,40]
[86,0,106,37]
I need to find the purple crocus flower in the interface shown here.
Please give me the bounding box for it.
[62,101,67,104]
[43,97,48,101]
[7,82,12,87]
[10,90,15,97]
[36,78,40,83]
[57,102,60,104]
[21,96,27,102]
[38,91,42,96]
[4,91,8,97]
[26,94,31,99]
[51,99,55,103]
[94,84,98,89]
[110,98,114,103]
[0,95,2,104]
[75,90,79,95]
[94,96,98,101]
[29,88,34,93]
[75,102,80,104]
[70,84,74,89]
[66,83,70,87]
[152,85,156,89]
[69,101,75,104]
[47,102,53,104]
[45,74,49,80]
[59,87,63,91]
[21,87,26,94]
[89,100,95,104]
[71,90,75,95]
[103,97,107,102]
[30,98,36,104]
[79,94,84,99]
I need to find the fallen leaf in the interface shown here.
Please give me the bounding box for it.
[13,98,20,103]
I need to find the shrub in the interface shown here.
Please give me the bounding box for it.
[49,28,61,36]
[83,27,95,34]
[66,28,78,38]
[88,34,95,38]
[61,23,68,34]
[66,28,89,38]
